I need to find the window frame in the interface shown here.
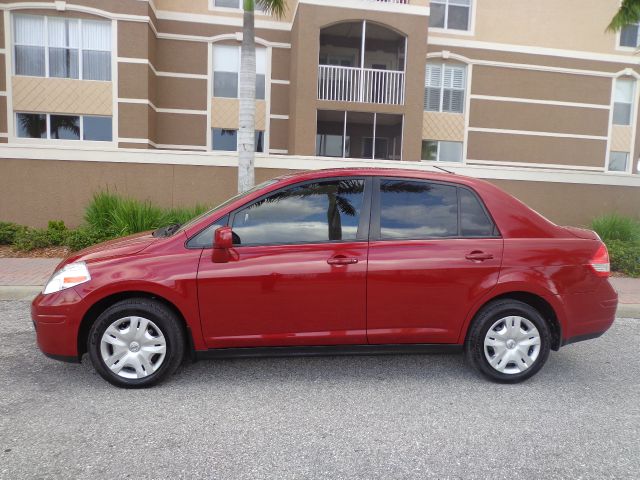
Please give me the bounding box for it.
[211,128,265,152]
[15,112,113,142]
[429,0,473,33]
[619,23,640,49]
[612,77,636,126]
[607,151,630,173]
[12,14,111,81]
[209,0,267,14]
[369,177,500,242]
[425,63,467,113]
[223,176,373,248]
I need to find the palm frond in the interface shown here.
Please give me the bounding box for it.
[255,0,287,18]
[607,0,640,32]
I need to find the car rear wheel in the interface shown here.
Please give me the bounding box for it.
[465,299,551,383]
[88,298,185,388]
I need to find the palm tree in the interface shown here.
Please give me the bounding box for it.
[608,0,640,32]
[238,0,286,193]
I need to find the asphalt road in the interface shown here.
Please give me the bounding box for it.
[1,300,639,480]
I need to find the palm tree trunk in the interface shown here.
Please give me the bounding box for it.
[238,1,256,193]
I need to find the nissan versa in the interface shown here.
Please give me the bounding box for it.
[32,168,618,388]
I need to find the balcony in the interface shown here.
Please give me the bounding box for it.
[318,21,406,106]
[317,65,405,104]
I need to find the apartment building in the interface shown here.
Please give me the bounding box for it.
[0,0,639,227]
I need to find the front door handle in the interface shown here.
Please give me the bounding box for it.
[465,251,494,262]
[327,255,358,265]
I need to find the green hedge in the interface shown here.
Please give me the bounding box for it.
[591,214,640,278]
[1,192,209,252]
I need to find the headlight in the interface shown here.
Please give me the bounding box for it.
[43,261,91,294]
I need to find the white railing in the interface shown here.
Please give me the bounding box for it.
[317,65,405,105]
[373,0,409,3]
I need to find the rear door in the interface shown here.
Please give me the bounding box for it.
[366,178,503,344]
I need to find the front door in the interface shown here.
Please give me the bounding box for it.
[367,178,504,344]
[197,177,371,349]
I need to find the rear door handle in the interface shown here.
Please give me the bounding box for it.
[465,251,494,261]
[327,255,358,265]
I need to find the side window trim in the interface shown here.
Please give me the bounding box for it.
[371,177,501,242]
[228,176,373,247]
[185,214,230,249]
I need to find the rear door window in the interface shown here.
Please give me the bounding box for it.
[459,188,495,237]
[378,180,458,239]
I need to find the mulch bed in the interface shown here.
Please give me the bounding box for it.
[0,245,70,259]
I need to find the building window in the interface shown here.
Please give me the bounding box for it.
[620,23,640,48]
[429,0,472,31]
[212,0,264,11]
[13,14,111,81]
[316,110,403,160]
[425,63,466,113]
[421,140,463,162]
[16,113,112,141]
[608,151,629,172]
[212,45,266,100]
[211,128,264,152]
[613,78,635,126]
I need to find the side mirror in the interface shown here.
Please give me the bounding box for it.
[212,226,234,263]
[214,226,233,250]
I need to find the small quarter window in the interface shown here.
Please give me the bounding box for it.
[459,188,494,237]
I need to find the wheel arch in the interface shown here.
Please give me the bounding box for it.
[77,291,195,358]
[460,290,564,351]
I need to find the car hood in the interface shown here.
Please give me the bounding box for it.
[60,231,158,268]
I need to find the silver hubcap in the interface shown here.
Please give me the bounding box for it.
[100,316,167,379]
[484,316,541,375]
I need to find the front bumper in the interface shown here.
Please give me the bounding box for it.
[31,288,85,362]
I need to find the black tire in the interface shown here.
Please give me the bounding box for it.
[88,298,185,388]
[464,299,551,383]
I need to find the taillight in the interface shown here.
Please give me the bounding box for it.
[589,243,610,277]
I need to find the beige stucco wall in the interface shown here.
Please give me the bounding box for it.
[1,158,639,228]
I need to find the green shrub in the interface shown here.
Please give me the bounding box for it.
[65,227,112,251]
[84,191,123,235]
[591,214,640,243]
[607,240,640,278]
[160,205,209,226]
[12,221,69,251]
[109,198,165,235]
[0,222,26,245]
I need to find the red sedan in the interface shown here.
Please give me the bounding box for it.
[32,168,618,387]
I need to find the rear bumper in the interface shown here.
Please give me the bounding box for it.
[558,280,618,345]
[31,288,84,362]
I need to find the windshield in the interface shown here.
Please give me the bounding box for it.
[177,179,279,233]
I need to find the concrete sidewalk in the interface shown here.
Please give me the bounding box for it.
[1,257,639,316]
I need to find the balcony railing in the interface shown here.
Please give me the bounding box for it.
[373,0,409,3]
[317,65,405,105]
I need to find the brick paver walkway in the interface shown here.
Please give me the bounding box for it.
[1,257,639,305]
[0,258,60,286]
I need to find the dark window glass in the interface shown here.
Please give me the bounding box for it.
[212,128,237,151]
[214,0,239,7]
[620,24,639,47]
[83,116,112,141]
[15,45,45,76]
[16,113,46,138]
[429,3,446,28]
[82,50,111,81]
[255,131,264,153]
[50,115,80,140]
[613,102,632,125]
[448,5,470,30]
[232,179,365,245]
[379,180,458,239]
[49,47,79,78]
[187,215,229,249]
[459,188,494,237]
[256,74,265,100]
[421,141,437,160]
[213,71,238,98]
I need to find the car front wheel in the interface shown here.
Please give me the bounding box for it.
[88,298,185,388]
[465,299,551,383]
